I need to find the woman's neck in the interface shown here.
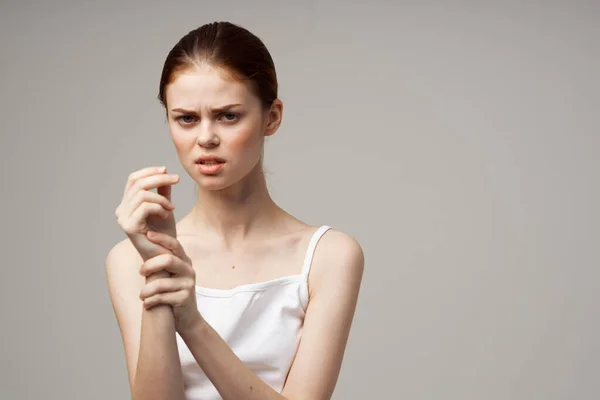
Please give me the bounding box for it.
[183,165,284,250]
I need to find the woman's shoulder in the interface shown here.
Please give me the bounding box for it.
[106,237,142,266]
[105,238,145,289]
[279,217,363,262]
[307,226,365,293]
[316,227,364,266]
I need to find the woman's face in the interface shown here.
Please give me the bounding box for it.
[165,64,280,191]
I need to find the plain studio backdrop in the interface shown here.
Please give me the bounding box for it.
[1,1,598,399]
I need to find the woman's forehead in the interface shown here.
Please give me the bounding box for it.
[166,66,254,109]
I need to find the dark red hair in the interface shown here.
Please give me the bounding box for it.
[157,21,278,110]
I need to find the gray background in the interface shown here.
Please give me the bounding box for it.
[1,0,598,399]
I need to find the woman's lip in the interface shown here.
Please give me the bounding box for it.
[195,161,225,174]
[195,156,226,163]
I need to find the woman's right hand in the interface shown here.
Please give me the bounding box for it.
[115,166,180,262]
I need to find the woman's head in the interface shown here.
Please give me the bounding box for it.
[158,21,282,191]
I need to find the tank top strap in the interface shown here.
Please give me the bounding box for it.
[301,225,332,277]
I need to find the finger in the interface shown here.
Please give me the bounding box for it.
[124,166,166,196]
[146,231,188,261]
[139,276,189,300]
[140,253,190,277]
[118,202,169,234]
[143,290,189,310]
[120,189,175,217]
[128,202,171,230]
[129,173,180,198]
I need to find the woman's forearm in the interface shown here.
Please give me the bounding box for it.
[132,271,186,400]
[180,318,287,400]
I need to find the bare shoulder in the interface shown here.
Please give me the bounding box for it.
[106,238,144,283]
[106,237,141,260]
[318,228,364,260]
[308,228,365,295]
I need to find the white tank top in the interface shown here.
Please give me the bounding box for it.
[175,225,332,399]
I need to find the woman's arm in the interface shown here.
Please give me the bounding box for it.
[178,230,365,400]
[106,239,186,400]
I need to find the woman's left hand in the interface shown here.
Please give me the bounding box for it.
[139,230,202,334]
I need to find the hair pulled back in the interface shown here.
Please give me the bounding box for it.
[157,21,278,110]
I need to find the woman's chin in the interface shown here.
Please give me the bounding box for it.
[197,181,225,190]
[195,178,232,192]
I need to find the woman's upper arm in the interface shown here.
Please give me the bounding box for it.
[281,230,365,400]
[105,239,145,391]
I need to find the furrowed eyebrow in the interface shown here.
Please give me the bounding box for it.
[171,104,242,114]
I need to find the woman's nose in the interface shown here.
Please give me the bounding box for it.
[195,122,220,147]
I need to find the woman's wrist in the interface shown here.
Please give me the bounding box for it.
[179,311,207,341]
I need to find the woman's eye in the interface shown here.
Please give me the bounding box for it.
[176,115,197,124]
[175,113,238,125]
[220,113,239,123]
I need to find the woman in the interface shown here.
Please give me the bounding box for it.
[106,21,364,400]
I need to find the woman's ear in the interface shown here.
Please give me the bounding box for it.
[264,99,283,137]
